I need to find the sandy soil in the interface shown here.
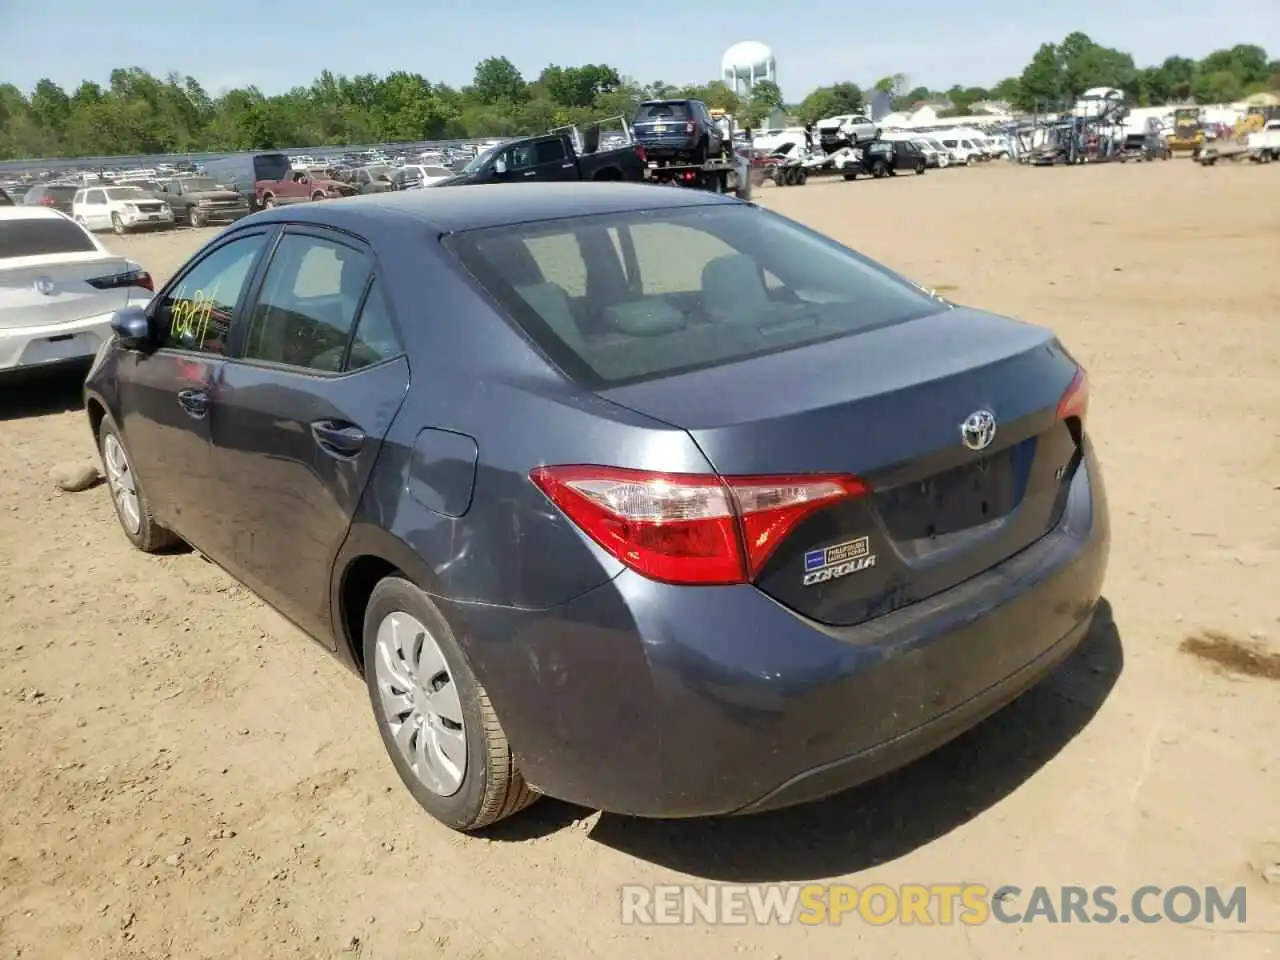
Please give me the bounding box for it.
[2,161,1278,960]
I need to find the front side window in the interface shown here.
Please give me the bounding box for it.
[242,234,371,372]
[505,144,536,170]
[448,205,942,386]
[156,234,267,355]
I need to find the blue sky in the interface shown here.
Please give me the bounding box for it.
[2,1,1276,99]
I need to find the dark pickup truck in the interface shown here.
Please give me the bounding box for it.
[436,129,646,186]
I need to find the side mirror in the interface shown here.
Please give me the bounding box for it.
[110,306,153,349]
[493,158,508,176]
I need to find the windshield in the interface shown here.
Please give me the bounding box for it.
[180,178,220,191]
[104,187,146,200]
[462,145,503,174]
[424,166,451,177]
[447,205,943,387]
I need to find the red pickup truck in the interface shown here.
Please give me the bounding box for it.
[257,170,355,208]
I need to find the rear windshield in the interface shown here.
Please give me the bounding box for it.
[634,102,691,121]
[447,205,942,387]
[0,218,96,258]
[41,185,78,201]
[104,187,145,200]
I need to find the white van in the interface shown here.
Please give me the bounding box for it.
[937,133,981,165]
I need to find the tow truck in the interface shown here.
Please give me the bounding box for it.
[1197,119,1280,165]
[642,112,755,198]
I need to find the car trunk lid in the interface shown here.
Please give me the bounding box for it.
[0,251,138,330]
[597,308,1086,626]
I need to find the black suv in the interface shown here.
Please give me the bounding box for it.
[843,140,928,180]
[631,99,725,163]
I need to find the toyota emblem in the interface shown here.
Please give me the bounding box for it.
[33,276,56,296]
[960,409,997,452]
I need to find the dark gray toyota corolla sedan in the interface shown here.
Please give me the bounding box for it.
[84,182,1109,831]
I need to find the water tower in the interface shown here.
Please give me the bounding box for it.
[721,41,776,98]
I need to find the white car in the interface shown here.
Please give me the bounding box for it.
[400,164,454,187]
[72,185,174,235]
[0,207,153,374]
[912,139,949,168]
[937,136,981,165]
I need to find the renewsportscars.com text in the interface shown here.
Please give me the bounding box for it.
[620,883,1249,926]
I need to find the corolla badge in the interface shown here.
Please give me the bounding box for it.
[960,409,998,451]
[33,276,56,296]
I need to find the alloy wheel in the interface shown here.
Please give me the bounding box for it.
[102,433,141,535]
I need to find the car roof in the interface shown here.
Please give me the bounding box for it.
[0,206,64,221]
[248,182,740,234]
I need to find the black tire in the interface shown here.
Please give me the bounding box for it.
[262,194,276,208]
[692,136,708,165]
[872,160,888,178]
[363,576,538,831]
[795,169,807,185]
[97,417,178,553]
[311,191,326,201]
[915,160,926,175]
[111,212,127,235]
[189,206,203,228]
[843,171,857,181]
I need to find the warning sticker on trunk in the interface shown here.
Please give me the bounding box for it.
[802,536,877,586]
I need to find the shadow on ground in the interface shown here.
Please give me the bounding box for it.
[494,598,1124,881]
[0,363,89,421]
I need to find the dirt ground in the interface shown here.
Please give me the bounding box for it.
[2,161,1278,960]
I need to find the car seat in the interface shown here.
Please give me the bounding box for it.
[700,253,771,323]
[515,282,586,351]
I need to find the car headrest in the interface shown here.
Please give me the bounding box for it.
[602,299,686,336]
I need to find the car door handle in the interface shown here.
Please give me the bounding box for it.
[177,389,207,419]
[561,163,574,169]
[523,170,537,177]
[310,420,365,457]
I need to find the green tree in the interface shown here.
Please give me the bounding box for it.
[472,56,527,105]
[795,82,863,123]
[1,42,1275,162]
[1016,43,1065,110]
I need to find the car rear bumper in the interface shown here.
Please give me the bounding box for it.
[449,442,1110,818]
[0,294,150,372]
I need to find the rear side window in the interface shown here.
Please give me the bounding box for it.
[347,281,403,370]
[535,138,566,164]
[634,102,691,121]
[448,205,942,387]
[0,218,97,258]
[242,234,371,372]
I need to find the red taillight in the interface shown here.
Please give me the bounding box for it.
[529,465,868,586]
[88,263,153,292]
[1056,368,1088,422]
[39,196,57,206]
[635,145,646,163]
